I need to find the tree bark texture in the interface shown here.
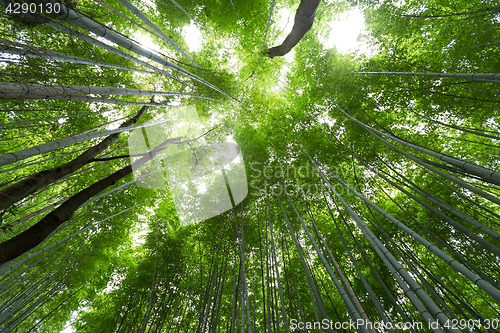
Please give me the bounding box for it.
[0,104,149,211]
[0,136,182,264]
[265,0,321,58]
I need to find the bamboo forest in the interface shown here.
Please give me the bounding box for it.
[1,0,500,331]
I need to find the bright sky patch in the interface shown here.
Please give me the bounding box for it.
[183,21,203,52]
[325,8,367,53]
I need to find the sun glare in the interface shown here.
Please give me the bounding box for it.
[183,21,203,52]
[135,33,160,53]
[324,8,368,53]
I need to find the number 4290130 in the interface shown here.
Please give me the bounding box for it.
[5,2,61,14]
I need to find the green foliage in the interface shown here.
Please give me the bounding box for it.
[0,0,499,331]
[0,204,17,232]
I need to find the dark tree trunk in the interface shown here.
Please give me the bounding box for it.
[0,103,150,211]
[265,0,321,58]
[0,136,182,264]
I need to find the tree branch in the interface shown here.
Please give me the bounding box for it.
[0,135,183,264]
[0,99,153,211]
[91,125,221,162]
[264,0,321,58]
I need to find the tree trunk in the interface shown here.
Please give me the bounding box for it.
[304,195,377,333]
[0,107,178,168]
[1,93,178,106]
[405,5,500,18]
[324,192,396,332]
[328,102,500,205]
[271,186,333,330]
[465,40,500,49]
[116,0,198,68]
[0,43,153,74]
[0,111,102,129]
[309,139,500,302]
[90,0,159,37]
[165,0,212,32]
[22,0,236,100]
[8,198,68,227]
[300,145,458,330]
[265,0,321,58]
[0,82,210,100]
[278,180,368,332]
[0,105,149,210]
[16,10,186,84]
[266,207,288,333]
[0,136,183,264]
[352,71,500,83]
[408,109,500,141]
